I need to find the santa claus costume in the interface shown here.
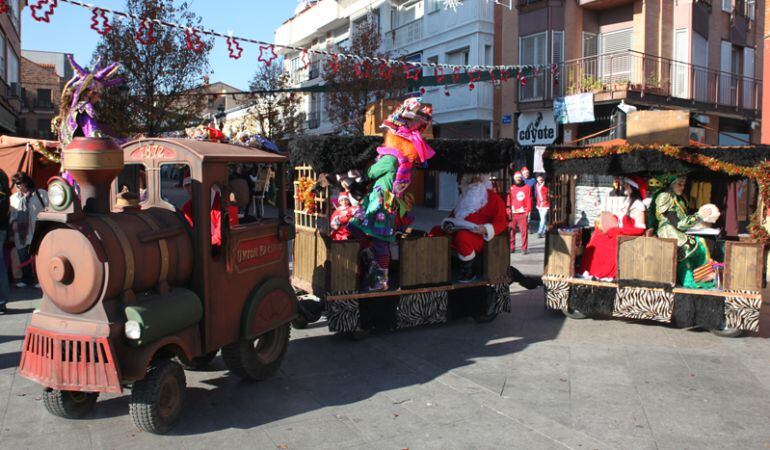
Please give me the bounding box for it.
[430,174,508,282]
[507,171,532,254]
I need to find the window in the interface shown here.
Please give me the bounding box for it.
[447,48,469,66]
[159,163,191,209]
[520,32,546,66]
[353,9,380,34]
[5,48,16,87]
[747,0,756,19]
[393,0,423,28]
[722,0,732,12]
[426,55,439,76]
[0,33,5,81]
[599,28,632,82]
[36,89,52,107]
[308,93,321,129]
[552,32,564,65]
[484,45,492,65]
[37,118,49,134]
[582,32,598,58]
[228,163,280,221]
[116,163,149,205]
[8,0,18,32]
[427,0,442,13]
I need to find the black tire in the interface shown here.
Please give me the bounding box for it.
[178,351,218,370]
[222,324,290,381]
[563,308,587,320]
[710,326,743,338]
[292,315,309,329]
[42,389,98,419]
[129,359,187,434]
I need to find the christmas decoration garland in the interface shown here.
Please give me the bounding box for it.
[295,177,316,215]
[30,140,62,164]
[29,0,551,92]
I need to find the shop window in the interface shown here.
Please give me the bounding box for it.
[159,163,191,209]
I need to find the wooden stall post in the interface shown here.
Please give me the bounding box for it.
[544,231,579,277]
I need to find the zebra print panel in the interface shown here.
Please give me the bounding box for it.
[326,298,360,332]
[724,290,762,332]
[543,276,570,311]
[396,291,448,329]
[492,283,511,314]
[613,286,674,323]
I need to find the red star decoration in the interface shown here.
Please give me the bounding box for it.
[258,44,276,66]
[228,36,244,60]
[30,0,58,23]
[135,18,156,46]
[451,67,462,84]
[404,64,420,81]
[434,66,445,84]
[185,28,205,53]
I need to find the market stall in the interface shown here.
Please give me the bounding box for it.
[541,143,769,337]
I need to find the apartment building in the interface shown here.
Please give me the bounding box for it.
[20,56,63,140]
[0,0,23,135]
[275,0,496,209]
[498,0,764,147]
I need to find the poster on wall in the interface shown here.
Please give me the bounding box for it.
[553,93,595,124]
[517,111,558,146]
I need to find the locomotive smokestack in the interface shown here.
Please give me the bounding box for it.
[61,137,124,214]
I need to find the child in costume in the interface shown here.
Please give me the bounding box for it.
[348,98,435,291]
[330,192,356,241]
[648,174,720,289]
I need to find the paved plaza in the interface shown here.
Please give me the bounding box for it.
[0,235,768,449]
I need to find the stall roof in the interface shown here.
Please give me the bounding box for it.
[543,144,770,176]
[124,138,287,163]
[290,136,518,174]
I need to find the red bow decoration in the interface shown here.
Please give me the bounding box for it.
[434,66,445,84]
[500,68,511,83]
[378,62,394,81]
[257,44,276,65]
[468,67,482,90]
[228,36,244,60]
[90,7,112,35]
[185,28,205,53]
[517,70,527,87]
[300,50,311,70]
[30,0,58,23]
[451,67,462,84]
[0,1,9,14]
[135,18,156,45]
[419,87,426,95]
[327,54,340,75]
[551,64,559,85]
[404,64,420,81]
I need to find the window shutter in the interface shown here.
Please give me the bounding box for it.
[722,0,732,12]
[599,29,631,54]
[552,31,564,64]
[582,33,597,57]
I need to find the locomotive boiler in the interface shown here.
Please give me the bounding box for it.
[18,136,297,434]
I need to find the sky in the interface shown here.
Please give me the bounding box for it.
[22,0,298,90]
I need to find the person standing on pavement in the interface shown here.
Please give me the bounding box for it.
[10,172,48,288]
[521,167,537,232]
[0,170,10,314]
[507,171,532,254]
[535,174,550,238]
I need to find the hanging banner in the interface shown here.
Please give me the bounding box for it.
[553,93,595,124]
[517,111,558,146]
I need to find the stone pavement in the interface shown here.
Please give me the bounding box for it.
[1,235,769,450]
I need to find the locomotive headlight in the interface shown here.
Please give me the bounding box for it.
[124,320,142,340]
[47,180,72,211]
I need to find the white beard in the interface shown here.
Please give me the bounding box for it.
[454,182,489,220]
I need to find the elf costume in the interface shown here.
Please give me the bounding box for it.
[348,98,434,291]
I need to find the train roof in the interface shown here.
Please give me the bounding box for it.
[290,136,518,174]
[543,143,770,177]
[123,138,287,164]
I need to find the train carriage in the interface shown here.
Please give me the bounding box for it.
[541,143,769,337]
[289,136,521,336]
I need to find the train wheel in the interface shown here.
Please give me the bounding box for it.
[562,308,587,320]
[710,326,743,338]
[178,351,218,370]
[129,359,186,434]
[42,389,98,419]
[222,323,290,381]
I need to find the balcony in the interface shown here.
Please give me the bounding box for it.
[578,0,635,9]
[519,51,761,115]
[391,19,422,50]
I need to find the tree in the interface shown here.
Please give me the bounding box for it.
[245,61,304,141]
[322,16,406,135]
[91,0,212,137]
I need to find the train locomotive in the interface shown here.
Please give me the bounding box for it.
[18,137,297,434]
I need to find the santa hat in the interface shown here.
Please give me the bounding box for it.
[521,166,530,174]
[337,192,350,203]
[623,175,648,199]
[514,171,523,178]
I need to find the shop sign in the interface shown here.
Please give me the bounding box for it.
[517,111,558,145]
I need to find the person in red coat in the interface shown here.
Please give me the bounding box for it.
[330,192,357,241]
[507,171,532,254]
[181,177,239,250]
[535,174,550,238]
[430,174,508,282]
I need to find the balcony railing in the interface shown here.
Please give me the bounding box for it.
[391,19,421,49]
[519,50,762,112]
